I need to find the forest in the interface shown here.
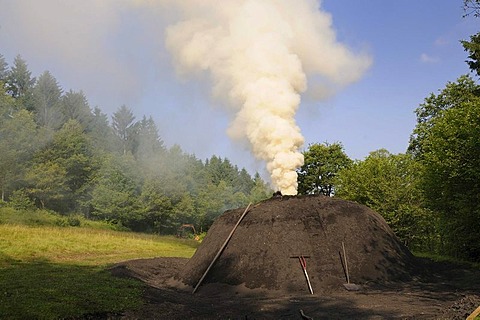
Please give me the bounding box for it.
[1,14,479,262]
[0,53,272,234]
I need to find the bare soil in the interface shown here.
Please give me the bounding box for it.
[110,195,480,319]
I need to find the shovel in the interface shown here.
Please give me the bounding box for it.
[341,241,360,291]
[292,255,314,294]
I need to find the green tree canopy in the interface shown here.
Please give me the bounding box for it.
[419,95,480,260]
[133,116,165,164]
[0,54,8,81]
[408,75,480,157]
[297,142,352,196]
[6,55,35,99]
[32,71,63,129]
[335,150,435,250]
[461,32,480,77]
[0,109,38,201]
[409,75,480,260]
[27,120,97,212]
[60,90,93,130]
[89,155,142,229]
[112,105,136,155]
[0,51,271,234]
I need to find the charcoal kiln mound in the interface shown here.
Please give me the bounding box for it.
[178,195,416,294]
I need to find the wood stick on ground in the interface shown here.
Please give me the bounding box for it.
[466,305,480,320]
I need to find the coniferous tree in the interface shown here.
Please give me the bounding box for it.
[32,71,63,129]
[112,105,136,155]
[133,116,165,162]
[0,54,8,82]
[60,90,93,129]
[89,107,115,152]
[6,55,35,99]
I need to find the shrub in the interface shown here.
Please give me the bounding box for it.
[8,190,35,211]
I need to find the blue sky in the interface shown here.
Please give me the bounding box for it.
[0,0,478,178]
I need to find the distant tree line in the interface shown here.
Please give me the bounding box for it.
[296,28,480,262]
[0,54,271,233]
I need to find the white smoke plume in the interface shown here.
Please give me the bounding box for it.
[163,0,371,195]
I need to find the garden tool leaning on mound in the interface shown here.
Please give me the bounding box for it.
[291,255,314,294]
[341,241,360,291]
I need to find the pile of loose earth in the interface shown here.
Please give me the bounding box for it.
[178,194,415,294]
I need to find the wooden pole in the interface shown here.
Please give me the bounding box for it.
[342,241,350,284]
[192,202,252,294]
[467,305,480,320]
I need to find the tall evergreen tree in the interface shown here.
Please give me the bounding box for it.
[133,116,165,162]
[60,90,93,129]
[6,55,35,99]
[89,107,116,152]
[112,105,136,155]
[32,71,63,129]
[0,54,8,82]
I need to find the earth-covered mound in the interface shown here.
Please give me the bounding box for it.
[178,194,415,294]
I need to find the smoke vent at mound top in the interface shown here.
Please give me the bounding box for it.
[177,195,415,294]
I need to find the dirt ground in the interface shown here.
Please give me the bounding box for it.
[109,195,480,319]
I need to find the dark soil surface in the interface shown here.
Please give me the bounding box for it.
[110,195,480,319]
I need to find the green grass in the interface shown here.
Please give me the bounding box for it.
[0,223,198,319]
[413,251,480,269]
[0,261,142,319]
[0,224,197,265]
[0,207,125,231]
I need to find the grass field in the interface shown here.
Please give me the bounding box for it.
[0,221,198,319]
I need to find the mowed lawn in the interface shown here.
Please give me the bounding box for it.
[0,224,198,319]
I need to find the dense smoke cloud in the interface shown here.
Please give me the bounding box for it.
[0,0,371,195]
[163,0,371,194]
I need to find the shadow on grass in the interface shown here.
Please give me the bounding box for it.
[0,253,144,320]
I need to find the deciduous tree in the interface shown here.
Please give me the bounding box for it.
[297,142,352,196]
[461,32,480,77]
[409,75,480,260]
[27,120,96,212]
[0,109,38,201]
[335,150,435,250]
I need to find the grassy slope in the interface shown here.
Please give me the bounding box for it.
[0,223,198,319]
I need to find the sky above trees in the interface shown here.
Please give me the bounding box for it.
[0,0,477,178]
